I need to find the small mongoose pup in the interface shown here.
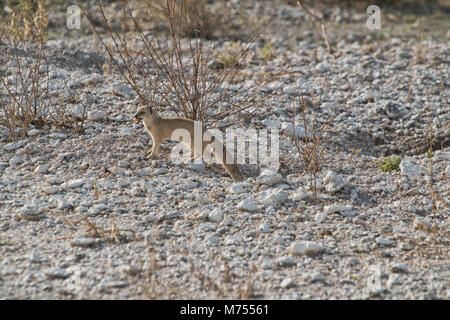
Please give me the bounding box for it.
[135,105,244,181]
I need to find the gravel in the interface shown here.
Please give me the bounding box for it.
[0,0,448,300]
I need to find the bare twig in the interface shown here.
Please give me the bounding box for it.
[297,1,333,56]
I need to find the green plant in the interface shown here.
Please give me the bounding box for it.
[216,54,239,68]
[261,42,274,61]
[378,156,401,172]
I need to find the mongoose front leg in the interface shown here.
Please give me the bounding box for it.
[148,136,162,159]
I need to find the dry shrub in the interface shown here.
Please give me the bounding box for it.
[0,42,88,141]
[0,0,48,43]
[80,0,280,129]
[0,43,52,140]
[291,81,343,199]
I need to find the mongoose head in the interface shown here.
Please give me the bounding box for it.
[134,105,153,121]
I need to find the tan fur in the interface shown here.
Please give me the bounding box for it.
[135,105,244,181]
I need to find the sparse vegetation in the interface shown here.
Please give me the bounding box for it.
[291,87,342,199]
[378,156,401,172]
[80,0,278,128]
[0,0,49,42]
[260,42,274,61]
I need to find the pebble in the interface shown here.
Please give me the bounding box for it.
[289,241,323,257]
[27,129,41,137]
[153,168,168,175]
[276,257,297,268]
[70,238,97,248]
[259,223,270,233]
[189,163,206,172]
[41,186,60,195]
[391,264,408,273]
[118,160,130,168]
[88,110,107,122]
[281,278,295,288]
[324,204,351,214]
[259,188,287,208]
[45,268,71,280]
[67,179,84,188]
[257,168,283,185]
[3,141,26,151]
[237,199,258,212]
[9,156,23,166]
[228,183,246,194]
[209,208,224,223]
[34,165,49,174]
[376,237,394,246]
[291,187,308,201]
[400,158,422,178]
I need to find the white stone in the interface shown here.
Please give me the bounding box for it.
[376,236,393,246]
[57,198,71,209]
[153,168,168,175]
[67,179,84,188]
[87,73,103,84]
[45,268,71,280]
[70,238,96,247]
[323,170,348,193]
[229,183,246,194]
[291,187,308,201]
[9,156,23,166]
[88,110,106,122]
[340,210,357,217]
[190,163,205,172]
[209,208,223,223]
[400,158,422,178]
[47,176,63,185]
[289,241,323,257]
[41,186,60,195]
[34,165,48,174]
[324,204,350,214]
[391,263,408,273]
[3,141,26,151]
[48,133,67,140]
[259,188,287,208]
[237,199,258,212]
[27,129,40,137]
[259,223,270,233]
[110,83,132,97]
[262,119,281,129]
[118,179,130,188]
[118,160,130,168]
[257,168,283,186]
[315,212,327,222]
[282,85,298,95]
[119,127,136,135]
[221,215,232,226]
[281,278,295,288]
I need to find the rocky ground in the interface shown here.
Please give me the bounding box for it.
[0,0,449,299]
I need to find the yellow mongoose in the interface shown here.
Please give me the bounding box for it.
[135,105,244,181]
